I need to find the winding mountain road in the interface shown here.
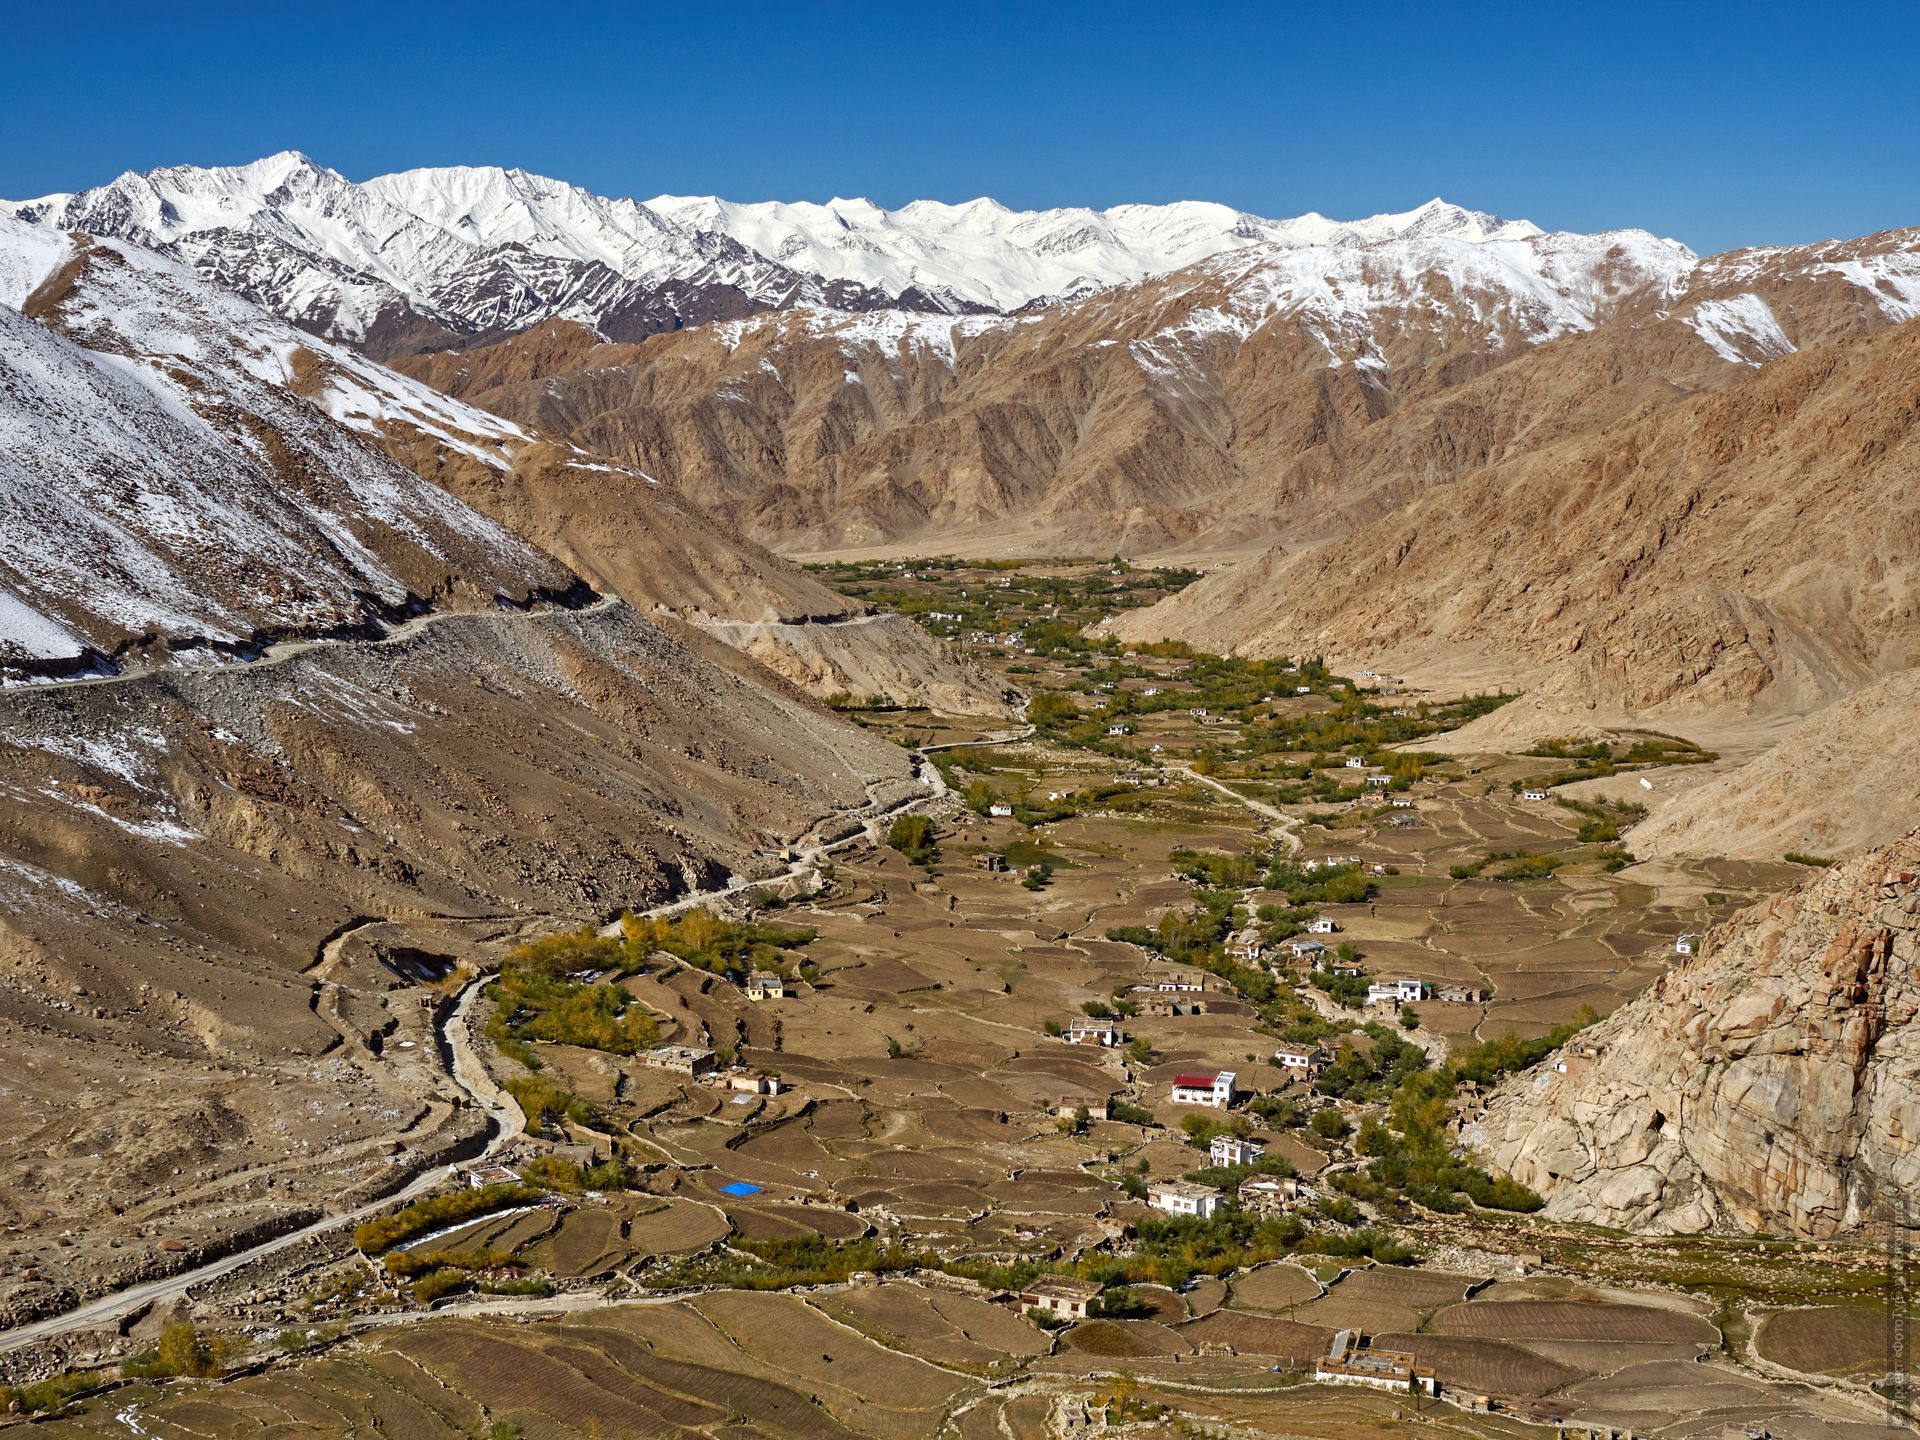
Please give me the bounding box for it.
[10,592,624,697]
[0,969,518,1355]
[0,751,944,1357]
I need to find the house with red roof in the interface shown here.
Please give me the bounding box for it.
[1169,1069,1236,1108]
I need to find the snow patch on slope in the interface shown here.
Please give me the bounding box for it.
[0,221,71,307]
[1685,293,1796,364]
[1812,255,1920,324]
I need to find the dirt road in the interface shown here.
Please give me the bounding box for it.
[0,756,941,1356]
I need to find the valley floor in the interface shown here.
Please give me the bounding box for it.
[4,563,1911,1440]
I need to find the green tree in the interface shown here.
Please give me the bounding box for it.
[887,814,938,866]
[1311,1108,1351,1141]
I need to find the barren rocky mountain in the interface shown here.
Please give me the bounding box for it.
[1472,829,1920,1237]
[1112,308,1920,722]
[389,224,1919,564]
[0,222,571,678]
[0,215,956,1322]
[0,218,1010,714]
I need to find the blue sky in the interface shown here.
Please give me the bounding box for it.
[4,0,1914,253]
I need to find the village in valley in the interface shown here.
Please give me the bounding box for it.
[13,560,1905,1440]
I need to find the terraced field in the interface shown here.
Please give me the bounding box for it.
[1756,1303,1912,1380]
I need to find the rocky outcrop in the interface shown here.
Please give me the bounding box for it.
[1471,831,1920,1236]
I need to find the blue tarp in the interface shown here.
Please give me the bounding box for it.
[718,1181,763,1197]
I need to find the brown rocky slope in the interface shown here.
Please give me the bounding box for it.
[1628,668,1920,862]
[0,599,913,1325]
[1114,315,1920,722]
[1470,829,1920,1237]
[390,228,1920,559]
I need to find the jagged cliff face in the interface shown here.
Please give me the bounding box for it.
[1472,831,1920,1237]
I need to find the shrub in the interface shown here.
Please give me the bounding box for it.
[353,1182,537,1255]
[1310,1109,1351,1141]
[411,1268,471,1303]
[2,1370,107,1414]
[122,1323,230,1380]
[506,1075,607,1134]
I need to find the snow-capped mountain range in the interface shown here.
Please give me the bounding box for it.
[7,152,1573,356]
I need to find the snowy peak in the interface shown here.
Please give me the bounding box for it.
[643,191,1548,312]
[5,156,1613,356]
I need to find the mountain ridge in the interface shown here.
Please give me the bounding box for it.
[7,152,1613,357]
[383,218,1916,564]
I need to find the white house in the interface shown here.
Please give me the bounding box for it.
[1149,974,1206,993]
[1273,1043,1330,1076]
[1107,724,1128,737]
[1227,927,1266,963]
[1520,788,1551,802]
[1368,979,1427,1006]
[1366,774,1392,788]
[1147,1179,1222,1219]
[1307,917,1338,935]
[1316,1331,1437,1394]
[744,971,786,1001]
[1286,938,1327,962]
[1208,1134,1263,1168]
[1674,933,1698,956]
[1064,1016,1123,1047]
[988,803,1014,818]
[1344,757,1367,769]
[1170,1070,1236,1108]
[1017,1276,1104,1320]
